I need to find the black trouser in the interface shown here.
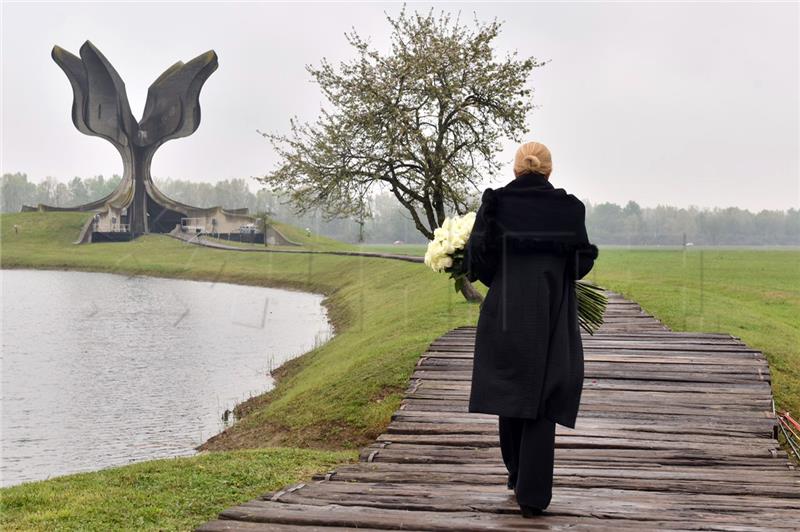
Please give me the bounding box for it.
[498,415,556,509]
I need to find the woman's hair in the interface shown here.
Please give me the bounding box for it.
[513,142,553,178]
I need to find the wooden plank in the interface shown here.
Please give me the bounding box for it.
[375,431,782,449]
[358,446,789,468]
[385,420,776,439]
[198,521,394,532]
[410,369,772,384]
[216,500,795,531]
[314,461,798,480]
[266,482,800,521]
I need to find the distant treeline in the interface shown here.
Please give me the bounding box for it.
[1,172,123,212]
[585,200,798,246]
[2,173,798,245]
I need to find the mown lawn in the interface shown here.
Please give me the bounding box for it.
[1,212,797,529]
[0,448,353,531]
[587,246,799,417]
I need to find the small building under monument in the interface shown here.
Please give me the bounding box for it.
[23,179,267,243]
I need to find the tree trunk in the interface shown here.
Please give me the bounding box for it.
[460,279,484,303]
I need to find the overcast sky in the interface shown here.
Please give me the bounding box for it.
[2,1,798,211]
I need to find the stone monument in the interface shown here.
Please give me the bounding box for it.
[25,41,266,243]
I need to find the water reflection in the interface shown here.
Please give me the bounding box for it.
[1,270,333,487]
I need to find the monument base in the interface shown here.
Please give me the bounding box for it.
[91,231,138,243]
[213,233,266,244]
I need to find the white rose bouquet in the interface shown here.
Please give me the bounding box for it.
[423,212,476,293]
[425,211,607,335]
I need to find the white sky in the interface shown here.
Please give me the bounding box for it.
[2,1,798,211]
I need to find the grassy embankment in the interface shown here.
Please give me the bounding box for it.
[204,220,427,256]
[203,219,350,251]
[0,449,350,531]
[1,212,797,530]
[0,212,482,530]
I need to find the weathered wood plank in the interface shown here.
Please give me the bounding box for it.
[265,483,800,522]
[215,500,795,531]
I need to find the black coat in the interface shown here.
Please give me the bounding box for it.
[463,171,598,428]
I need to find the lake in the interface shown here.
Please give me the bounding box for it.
[0,269,333,487]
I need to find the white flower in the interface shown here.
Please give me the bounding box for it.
[434,255,453,271]
[425,211,478,274]
[432,226,448,241]
[441,238,456,255]
[424,238,449,272]
[458,212,476,237]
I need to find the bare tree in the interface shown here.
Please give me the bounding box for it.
[258,7,543,299]
[260,8,540,226]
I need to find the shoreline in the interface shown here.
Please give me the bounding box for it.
[0,262,347,337]
[0,264,343,479]
[0,218,444,452]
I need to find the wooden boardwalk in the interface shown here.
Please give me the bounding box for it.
[198,291,799,531]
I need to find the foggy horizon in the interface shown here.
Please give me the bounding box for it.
[2,2,798,212]
[4,171,797,215]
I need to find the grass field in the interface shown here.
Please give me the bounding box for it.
[0,448,352,531]
[1,211,797,530]
[587,246,799,419]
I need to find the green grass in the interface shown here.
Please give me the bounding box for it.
[359,243,427,256]
[270,220,353,250]
[203,232,428,256]
[0,448,355,531]
[1,212,798,529]
[586,246,800,417]
[201,235,307,251]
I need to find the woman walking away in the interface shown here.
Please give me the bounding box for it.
[463,141,598,517]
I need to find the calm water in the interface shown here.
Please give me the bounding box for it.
[0,270,333,487]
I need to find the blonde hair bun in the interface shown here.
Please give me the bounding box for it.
[523,155,541,171]
[514,142,553,177]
